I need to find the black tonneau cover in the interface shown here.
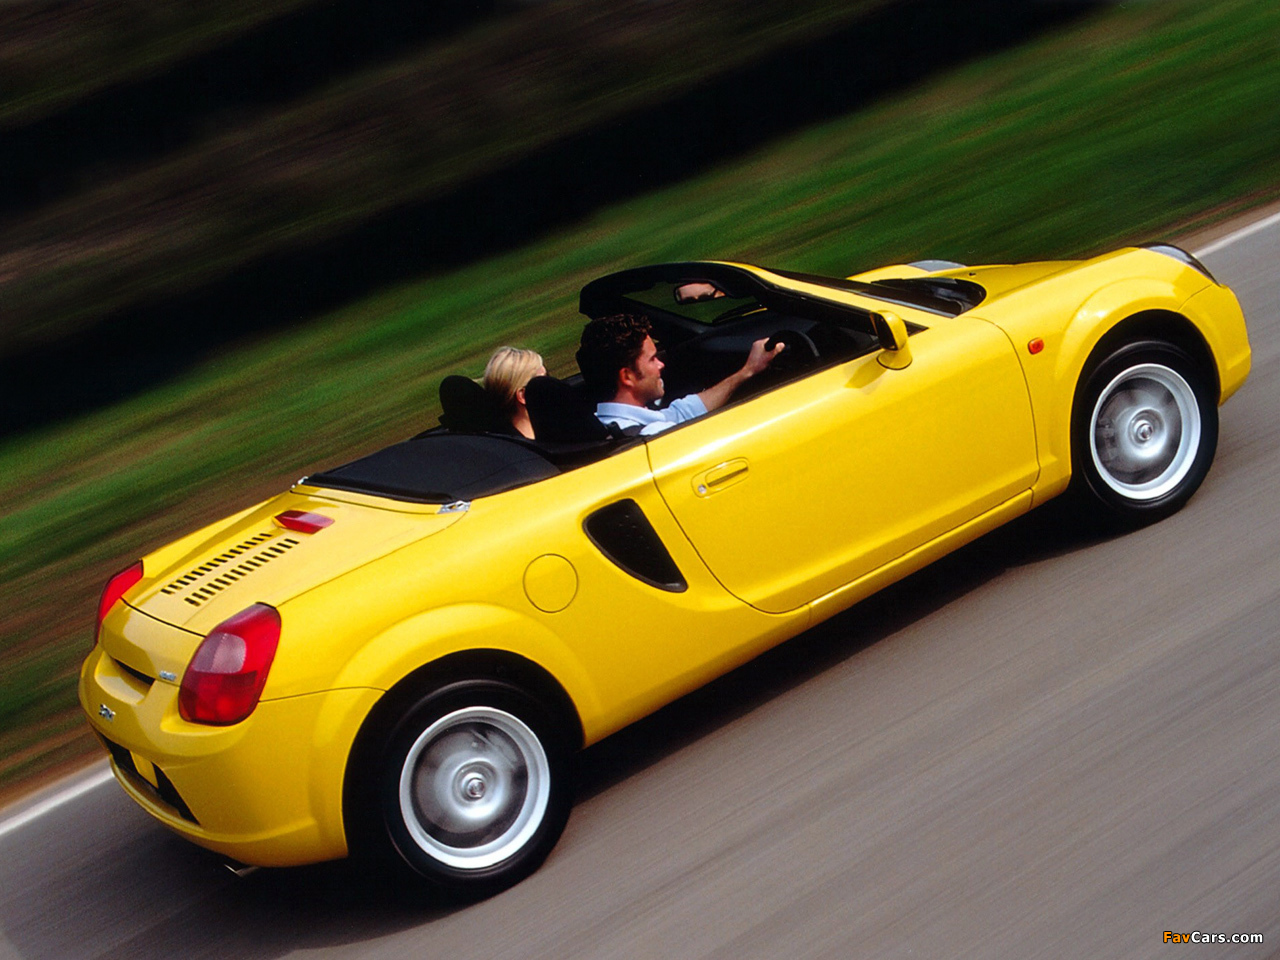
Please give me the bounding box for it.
[304,434,559,504]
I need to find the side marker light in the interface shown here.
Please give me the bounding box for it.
[1028,338,1045,355]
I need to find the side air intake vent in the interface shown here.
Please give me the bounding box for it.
[159,532,301,607]
[583,500,686,592]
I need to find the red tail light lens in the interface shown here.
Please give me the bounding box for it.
[95,561,143,646]
[179,603,281,725]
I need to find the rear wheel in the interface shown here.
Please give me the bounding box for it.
[1070,339,1217,526]
[374,680,573,899]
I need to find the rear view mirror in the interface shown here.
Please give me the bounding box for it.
[674,280,727,304]
[872,312,912,369]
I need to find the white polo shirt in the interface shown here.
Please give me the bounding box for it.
[595,395,708,436]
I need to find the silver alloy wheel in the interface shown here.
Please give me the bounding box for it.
[398,706,550,870]
[1088,362,1201,501]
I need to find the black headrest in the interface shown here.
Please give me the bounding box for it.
[525,376,611,444]
[438,375,513,434]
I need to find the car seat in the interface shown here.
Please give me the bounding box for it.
[438,374,514,434]
[524,375,612,443]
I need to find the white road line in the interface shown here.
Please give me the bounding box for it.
[1195,208,1280,257]
[0,764,114,842]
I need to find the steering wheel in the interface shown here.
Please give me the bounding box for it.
[764,329,820,371]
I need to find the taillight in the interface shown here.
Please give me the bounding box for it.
[179,603,281,725]
[95,561,143,646]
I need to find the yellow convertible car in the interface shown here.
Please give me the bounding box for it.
[81,244,1249,897]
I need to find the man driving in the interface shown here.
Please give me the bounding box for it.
[576,314,784,436]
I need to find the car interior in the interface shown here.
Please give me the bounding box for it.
[304,265,903,504]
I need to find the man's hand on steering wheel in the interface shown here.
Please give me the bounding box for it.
[696,337,786,413]
[745,336,787,376]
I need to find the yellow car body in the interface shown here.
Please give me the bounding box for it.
[80,245,1249,895]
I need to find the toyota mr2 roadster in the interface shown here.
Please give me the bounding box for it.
[82,244,1250,897]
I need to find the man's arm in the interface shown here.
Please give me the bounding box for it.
[696,337,785,413]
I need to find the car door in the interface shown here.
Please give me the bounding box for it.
[645,315,1039,614]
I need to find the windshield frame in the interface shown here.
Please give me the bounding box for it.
[580,261,981,328]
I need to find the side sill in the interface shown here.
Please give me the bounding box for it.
[808,490,1034,627]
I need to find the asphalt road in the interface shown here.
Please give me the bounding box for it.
[2,219,1278,960]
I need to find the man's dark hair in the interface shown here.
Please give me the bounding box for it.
[576,314,653,399]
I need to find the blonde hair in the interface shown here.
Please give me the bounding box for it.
[483,346,544,413]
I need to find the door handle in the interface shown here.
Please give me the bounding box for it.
[693,459,749,497]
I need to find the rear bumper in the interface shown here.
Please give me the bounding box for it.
[79,642,379,867]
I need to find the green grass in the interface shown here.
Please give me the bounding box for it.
[4,0,1280,790]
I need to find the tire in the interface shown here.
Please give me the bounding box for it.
[1070,339,1218,526]
[373,679,573,899]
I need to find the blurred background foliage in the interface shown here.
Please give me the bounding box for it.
[2,0,1279,795]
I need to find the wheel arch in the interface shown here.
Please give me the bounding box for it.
[1017,276,1220,503]
[1073,309,1218,408]
[380,648,583,747]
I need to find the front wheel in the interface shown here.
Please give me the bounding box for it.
[374,680,573,899]
[1070,339,1218,526]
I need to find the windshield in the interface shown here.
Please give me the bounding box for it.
[580,261,984,327]
[766,269,986,317]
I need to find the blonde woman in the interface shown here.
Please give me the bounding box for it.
[483,346,546,439]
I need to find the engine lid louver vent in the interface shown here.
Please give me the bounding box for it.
[159,531,302,607]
